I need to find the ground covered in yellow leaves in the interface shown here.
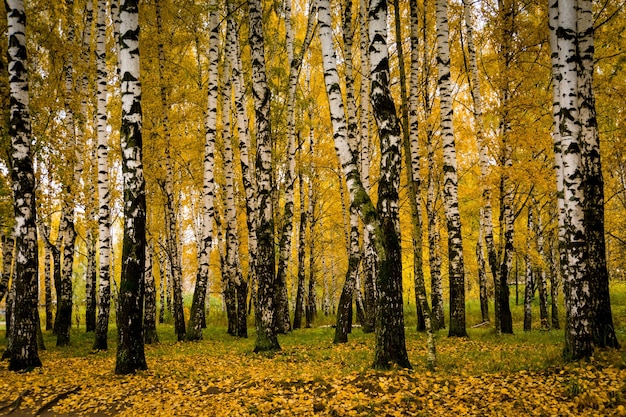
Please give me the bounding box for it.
[1,325,626,416]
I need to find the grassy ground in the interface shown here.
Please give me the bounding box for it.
[1,281,626,416]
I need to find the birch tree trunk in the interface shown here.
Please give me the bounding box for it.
[249,0,280,352]
[436,0,467,337]
[494,0,514,335]
[56,0,82,348]
[5,0,42,371]
[187,0,218,341]
[463,0,494,324]
[144,242,159,344]
[221,43,248,338]
[318,0,409,369]
[334,207,360,344]
[94,0,112,351]
[227,2,257,321]
[305,115,317,328]
[422,0,445,331]
[359,0,377,335]
[524,207,534,331]
[115,0,147,374]
[556,0,593,360]
[577,0,619,349]
[548,0,563,333]
[407,0,436,368]
[293,142,307,330]
[155,0,185,342]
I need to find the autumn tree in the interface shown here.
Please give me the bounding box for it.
[93,0,112,351]
[115,0,148,375]
[249,0,280,353]
[5,0,42,371]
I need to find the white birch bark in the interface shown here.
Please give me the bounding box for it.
[5,0,42,371]
[436,0,467,337]
[93,0,112,351]
[248,0,280,352]
[557,0,592,359]
[188,0,218,341]
[115,0,147,375]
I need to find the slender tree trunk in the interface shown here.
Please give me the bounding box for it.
[548,0,562,333]
[436,0,467,338]
[5,0,42,371]
[94,0,112,351]
[359,0,377,335]
[533,199,549,330]
[0,235,14,303]
[187,0,218,341]
[221,42,247,338]
[406,0,436,368]
[477,215,490,323]
[524,207,534,332]
[227,3,257,322]
[463,0,496,324]
[422,0,444,331]
[334,207,360,344]
[305,119,317,328]
[115,0,148,374]
[293,144,307,330]
[155,0,185,342]
[248,0,280,352]
[144,243,159,344]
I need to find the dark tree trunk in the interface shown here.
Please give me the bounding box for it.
[334,209,360,344]
[144,244,158,344]
[85,229,97,332]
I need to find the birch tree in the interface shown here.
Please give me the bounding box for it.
[436,0,467,337]
[318,0,410,369]
[187,0,218,341]
[93,0,112,351]
[155,0,185,342]
[5,0,42,371]
[249,0,280,352]
[115,0,148,374]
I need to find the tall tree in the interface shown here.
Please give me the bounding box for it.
[93,0,112,351]
[115,0,147,375]
[155,0,185,342]
[249,0,280,352]
[407,0,436,368]
[187,0,218,342]
[5,0,42,371]
[577,0,619,349]
[463,0,493,324]
[554,0,592,360]
[436,0,467,337]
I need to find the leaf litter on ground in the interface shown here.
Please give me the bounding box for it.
[1,326,625,416]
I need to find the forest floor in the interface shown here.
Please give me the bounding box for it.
[2,282,626,416]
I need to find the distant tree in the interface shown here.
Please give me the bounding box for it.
[144,242,159,344]
[115,0,147,375]
[5,0,42,371]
